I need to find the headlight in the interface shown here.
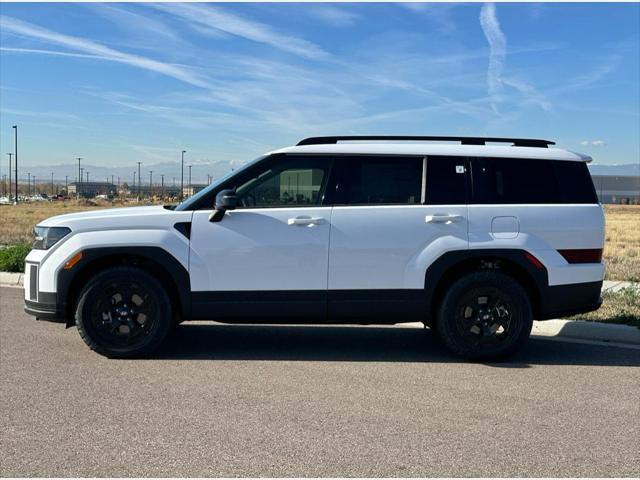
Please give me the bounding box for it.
[32,226,71,250]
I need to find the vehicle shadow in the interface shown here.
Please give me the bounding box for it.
[154,323,640,367]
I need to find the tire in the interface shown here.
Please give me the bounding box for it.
[75,266,172,358]
[435,271,533,360]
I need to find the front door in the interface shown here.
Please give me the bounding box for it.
[189,155,333,320]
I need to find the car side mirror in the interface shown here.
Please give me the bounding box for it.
[209,189,237,222]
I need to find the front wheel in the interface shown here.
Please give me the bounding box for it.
[75,266,172,358]
[436,271,533,360]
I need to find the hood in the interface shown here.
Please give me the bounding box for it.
[38,205,168,228]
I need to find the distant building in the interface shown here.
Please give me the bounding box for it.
[68,181,116,198]
[182,184,208,197]
[591,175,640,204]
[125,184,182,198]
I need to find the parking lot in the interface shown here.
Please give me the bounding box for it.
[1,286,639,477]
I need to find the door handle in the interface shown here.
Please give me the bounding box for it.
[425,214,463,224]
[287,216,325,226]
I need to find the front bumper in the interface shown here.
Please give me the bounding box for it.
[23,260,67,323]
[24,296,66,323]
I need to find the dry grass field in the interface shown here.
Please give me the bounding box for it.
[1,202,638,281]
[602,205,640,282]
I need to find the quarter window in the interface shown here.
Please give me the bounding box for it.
[471,157,598,204]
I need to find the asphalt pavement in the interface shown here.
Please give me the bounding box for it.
[1,286,639,477]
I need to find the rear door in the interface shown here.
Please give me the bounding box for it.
[327,155,469,320]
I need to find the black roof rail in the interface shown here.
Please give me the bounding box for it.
[296,136,555,148]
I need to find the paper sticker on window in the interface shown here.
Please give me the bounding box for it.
[455,165,465,174]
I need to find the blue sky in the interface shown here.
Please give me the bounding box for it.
[0,2,639,171]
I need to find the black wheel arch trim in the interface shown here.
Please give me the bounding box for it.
[424,249,548,320]
[57,246,191,324]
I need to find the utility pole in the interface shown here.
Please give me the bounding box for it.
[117,176,120,197]
[132,171,136,199]
[160,174,165,200]
[86,171,89,183]
[33,176,36,194]
[77,158,82,200]
[188,165,192,197]
[65,175,68,197]
[149,170,153,198]
[51,172,54,196]
[12,125,18,204]
[180,150,186,201]
[137,161,142,200]
[6,153,12,202]
[27,172,31,196]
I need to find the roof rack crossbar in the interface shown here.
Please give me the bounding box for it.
[296,136,555,148]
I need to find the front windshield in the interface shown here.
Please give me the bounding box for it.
[174,155,267,211]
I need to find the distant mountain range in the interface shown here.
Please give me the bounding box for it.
[588,163,639,177]
[8,160,639,185]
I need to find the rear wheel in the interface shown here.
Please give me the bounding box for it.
[75,266,172,358]
[436,271,533,360]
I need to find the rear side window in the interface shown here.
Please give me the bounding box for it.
[553,161,598,203]
[425,156,467,204]
[471,157,597,204]
[339,156,422,205]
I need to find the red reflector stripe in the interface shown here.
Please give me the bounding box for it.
[558,248,603,264]
[525,252,544,269]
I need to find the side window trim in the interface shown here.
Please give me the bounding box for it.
[420,156,427,205]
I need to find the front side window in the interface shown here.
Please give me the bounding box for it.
[235,156,330,208]
[338,156,422,205]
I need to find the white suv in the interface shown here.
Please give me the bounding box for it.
[24,136,605,359]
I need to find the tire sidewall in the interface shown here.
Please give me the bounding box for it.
[436,271,533,360]
[75,267,172,358]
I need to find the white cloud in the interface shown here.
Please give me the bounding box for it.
[0,15,211,88]
[310,6,360,27]
[479,3,506,113]
[150,3,330,60]
[581,140,607,146]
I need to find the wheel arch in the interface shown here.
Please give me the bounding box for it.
[424,249,547,323]
[59,246,191,326]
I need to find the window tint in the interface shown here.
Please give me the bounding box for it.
[340,156,422,205]
[236,156,329,208]
[553,161,598,203]
[425,156,467,204]
[471,157,598,204]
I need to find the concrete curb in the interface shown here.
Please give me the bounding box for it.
[532,319,640,345]
[1,272,638,345]
[0,272,23,287]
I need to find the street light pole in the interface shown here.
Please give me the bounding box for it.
[6,153,12,202]
[12,125,17,204]
[180,150,186,201]
[77,158,82,200]
[188,164,192,197]
[86,171,89,183]
[137,161,142,200]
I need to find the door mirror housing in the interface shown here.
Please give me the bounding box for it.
[209,189,237,222]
